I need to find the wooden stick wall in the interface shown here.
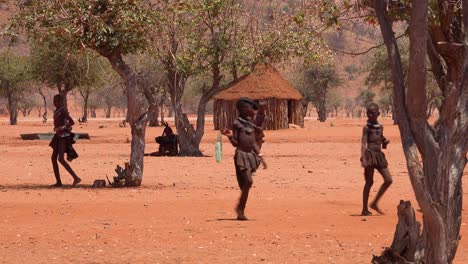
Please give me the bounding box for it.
[213,99,304,130]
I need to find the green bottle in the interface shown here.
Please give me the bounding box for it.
[215,132,222,163]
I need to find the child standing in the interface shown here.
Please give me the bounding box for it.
[222,97,266,220]
[49,94,81,187]
[361,103,392,216]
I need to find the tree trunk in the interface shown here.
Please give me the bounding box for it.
[301,99,309,119]
[7,91,18,125]
[355,108,361,118]
[140,71,165,127]
[168,104,173,117]
[167,62,229,156]
[58,85,70,112]
[160,100,165,123]
[173,103,202,156]
[90,107,97,118]
[165,53,198,156]
[314,82,328,122]
[231,62,239,81]
[80,90,89,123]
[147,103,160,127]
[105,104,112,118]
[316,102,326,122]
[169,87,202,156]
[107,53,148,186]
[177,63,234,156]
[374,1,468,263]
[38,88,48,123]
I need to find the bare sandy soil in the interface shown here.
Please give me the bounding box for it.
[0,117,467,264]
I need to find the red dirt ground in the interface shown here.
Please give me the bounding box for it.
[0,117,467,264]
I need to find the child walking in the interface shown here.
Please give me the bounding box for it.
[361,103,392,215]
[49,94,81,187]
[222,97,266,220]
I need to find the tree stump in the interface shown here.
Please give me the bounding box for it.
[372,200,422,264]
[108,163,141,187]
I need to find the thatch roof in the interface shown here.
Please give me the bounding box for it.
[214,65,303,101]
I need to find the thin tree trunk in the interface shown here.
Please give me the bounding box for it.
[80,90,89,123]
[38,88,47,123]
[90,107,97,118]
[168,104,173,117]
[301,99,309,119]
[107,53,147,186]
[7,90,18,125]
[20,107,27,117]
[192,74,224,155]
[160,100,165,123]
[231,62,238,81]
[58,84,71,112]
[316,101,326,122]
[141,72,164,127]
[105,105,112,118]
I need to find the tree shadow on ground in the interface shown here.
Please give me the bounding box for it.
[0,183,177,191]
[0,184,96,190]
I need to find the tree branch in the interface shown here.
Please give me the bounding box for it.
[331,32,406,56]
[427,34,448,95]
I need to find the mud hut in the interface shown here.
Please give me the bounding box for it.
[213,66,303,130]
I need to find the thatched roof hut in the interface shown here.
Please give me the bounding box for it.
[213,66,303,130]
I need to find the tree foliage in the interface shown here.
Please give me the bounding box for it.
[30,38,107,111]
[364,39,441,119]
[10,0,154,57]
[302,62,341,122]
[326,87,343,117]
[344,64,359,80]
[151,0,334,155]
[0,50,33,125]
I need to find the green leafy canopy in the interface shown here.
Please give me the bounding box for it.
[10,0,155,57]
